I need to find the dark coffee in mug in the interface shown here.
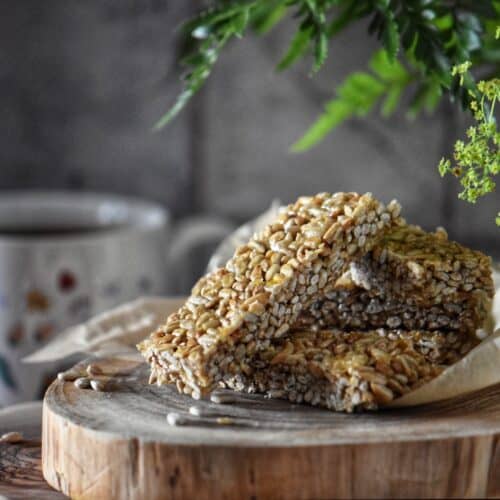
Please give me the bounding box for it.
[0,225,125,238]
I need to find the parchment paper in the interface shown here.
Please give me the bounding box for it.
[25,204,500,408]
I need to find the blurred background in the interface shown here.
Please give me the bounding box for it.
[2,0,498,289]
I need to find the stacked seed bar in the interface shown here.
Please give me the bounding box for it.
[351,225,494,307]
[296,226,493,334]
[295,288,487,333]
[223,328,479,412]
[139,193,493,411]
[138,192,404,398]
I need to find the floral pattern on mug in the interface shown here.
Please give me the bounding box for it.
[7,323,24,347]
[34,323,55,343]
[26,290,50,312]
[58,270,77,292]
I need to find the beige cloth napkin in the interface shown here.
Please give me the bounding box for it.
[390,269,500,407]
[24,297,185,363]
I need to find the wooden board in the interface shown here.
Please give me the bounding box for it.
[0,439,66,500]
[0,401,64,499]
[42,355,500,499]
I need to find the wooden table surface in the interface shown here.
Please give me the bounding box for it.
[0,402,65,499]
[0,439,65,499]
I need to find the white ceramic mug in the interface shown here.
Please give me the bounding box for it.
[0,191,170,405]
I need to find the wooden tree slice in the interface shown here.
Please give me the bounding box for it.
[42,355,500,499]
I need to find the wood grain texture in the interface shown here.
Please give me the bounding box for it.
[42,356,500,499]
[0,440,65,499]
[487,434,500,497]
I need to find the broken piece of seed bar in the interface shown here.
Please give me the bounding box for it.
[294,225,493,335]
[350,225,494,307]
[221,328,478,412]
[295,269,491,335]
[138,192,403,397]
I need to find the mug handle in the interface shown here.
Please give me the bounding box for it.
[166,216,235,294]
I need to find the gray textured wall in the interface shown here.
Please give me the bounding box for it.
[1,1,498,258]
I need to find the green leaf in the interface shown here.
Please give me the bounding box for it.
[421,9,436,21]
[382,14,399,61]
[327,0,359,36]
[433,14,453,31]
[252,2,287,34]
[277,26,313,71]
[479,45,500,63]
[158,0,497,156]
[424,81,442,112]
[291,100,353,152]
[154,90,194,130]
[460,27,481,51]
[459,13,482,33]
[232,8,251,37]
[181,2,254,35]
[312,31,328,73]
[291,44,418,151]
[456,0,497,18]
[381,84,404,116]
[369,49,408,81]
[338,72,386,108]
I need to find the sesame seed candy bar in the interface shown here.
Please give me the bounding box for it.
[350,225,494,307]
[294,271,490,334]
[138,192,403,398]
[222,328,478,412]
